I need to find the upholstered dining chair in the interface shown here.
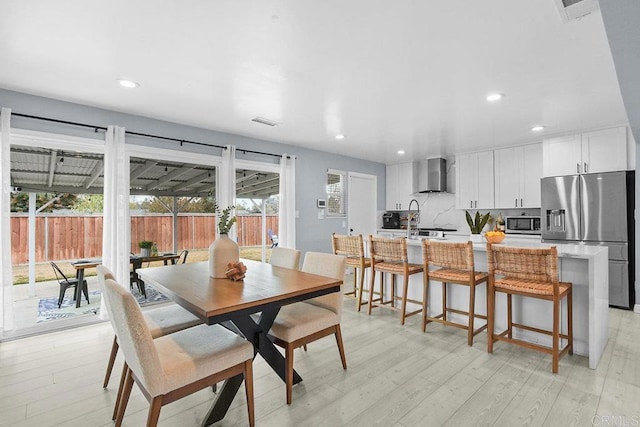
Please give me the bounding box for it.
[96,265,202,392]
[486,243,573,373]
[101,276,255,427]
[269,246,301,270]
[422,240,489,345]
[51,261,89,308]
[268,252,347,404]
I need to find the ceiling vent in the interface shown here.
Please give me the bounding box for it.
[251,117,279,127]
[553,0,599,23]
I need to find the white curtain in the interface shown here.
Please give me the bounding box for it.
[219,145,237,239]
[102,126,130,290]
[0,108,14,333]
[278,154,296,248]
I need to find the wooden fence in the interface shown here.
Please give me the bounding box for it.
[11,214,278,264]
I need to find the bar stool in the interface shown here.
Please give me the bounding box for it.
[422,240,489,346]
[367,235,424,325]
[331,233,377,311]
[486,243,573,373]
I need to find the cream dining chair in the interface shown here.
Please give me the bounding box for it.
[101,276,256,427]
[268,251,347,404]
[269,246,301,269]
[96,265,202,391]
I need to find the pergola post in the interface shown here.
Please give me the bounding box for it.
[261,198,267,263]
[28,192,36,296]
[172,196,178,253]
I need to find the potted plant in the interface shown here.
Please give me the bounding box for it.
[465,210,490,243]
[209,201,239,278]
[138,240,153,257]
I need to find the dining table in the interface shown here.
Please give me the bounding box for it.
[71,253,180,308]
[136,259,343,427]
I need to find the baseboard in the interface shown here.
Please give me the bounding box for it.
[634,304,640,314]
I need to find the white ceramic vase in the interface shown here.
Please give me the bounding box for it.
[208,234,240,278]
[469,233,484,243]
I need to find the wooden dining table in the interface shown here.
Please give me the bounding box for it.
[137,259,342,427]
[71,253,180,308]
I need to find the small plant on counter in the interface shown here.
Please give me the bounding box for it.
[138,240,153,249]
[465,210,491,234]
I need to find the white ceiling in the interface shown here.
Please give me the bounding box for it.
[0,1,629,164]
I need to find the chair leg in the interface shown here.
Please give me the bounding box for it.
[552,294,560,373]
[367,270,376,315]
[58,283,68,308]
[334,324,347,369]
[113,363,128,421]
[147,396,163,427]
[82,281,90,304]
[487,282,495,354]
[115,366,134,427]
[285,344,294,404]
[356,267,365,311]
[467,283,476,346]
[400,274,409,325]
[104,336,119,388]
[244,360,255,427]
[442,282,447,322]
[303,344,307,352]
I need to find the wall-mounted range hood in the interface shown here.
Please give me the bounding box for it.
[415,157,447,193]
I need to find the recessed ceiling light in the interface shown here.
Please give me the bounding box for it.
[117,79,139,89]
[531,125,545,132]
[335,134,345,140]
[486,93,504,102]
[397,150,405,155]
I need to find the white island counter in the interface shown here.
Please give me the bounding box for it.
[395,237,609,369]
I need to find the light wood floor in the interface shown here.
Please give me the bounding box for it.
[1,300,639,426]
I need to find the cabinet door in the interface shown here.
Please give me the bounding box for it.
[521,143,542,207]
[456,153,476,209]
[494,146,520,209]
[476,150,495,209]
[397,161,415,207]
[542,134,582,177]
[385,164,399,210]
[583,127,627,173]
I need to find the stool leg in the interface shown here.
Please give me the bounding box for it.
[391,274,396,308]
[442,282,447,322]
[400,274,409,325]
[552,293,560,373]
[356,266,364,311]
[487,281,495,354]
[567,288,574,355]
[467,282,476,346]
[367,270,376,315]
[422,273,429,332]
[507,294,513,339]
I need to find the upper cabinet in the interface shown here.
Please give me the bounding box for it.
[494,143,542,209]
[386,162,415,210]
[456,151,494,210]
[543,126,627,177]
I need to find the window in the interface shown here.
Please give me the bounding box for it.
[326,170,346,217]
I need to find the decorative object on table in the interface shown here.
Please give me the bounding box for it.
[465,210,490,243]
[225,261,247,281]
[151,243,158,256]
[138,240,153,257]
[484,230,505,243]
[209,201,239,278]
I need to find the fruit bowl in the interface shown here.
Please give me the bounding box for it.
[484,232,505,244]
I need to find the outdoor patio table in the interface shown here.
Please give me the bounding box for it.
[70,253,180,308]
[137,259,342,427]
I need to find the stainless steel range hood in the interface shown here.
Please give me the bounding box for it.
[415,157,447,193]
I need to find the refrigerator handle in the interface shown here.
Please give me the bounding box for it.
[584,162,588,173]
[515,198,517,207]
[576,163,580,174]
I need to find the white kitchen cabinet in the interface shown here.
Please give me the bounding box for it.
[386,162,415,210]
[455,151,494,210]
[543,126,627,177]
[494,143,542,208]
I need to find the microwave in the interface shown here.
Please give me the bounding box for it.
[505,216,541,235]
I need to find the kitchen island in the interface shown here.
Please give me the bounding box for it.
[388,237,609,369]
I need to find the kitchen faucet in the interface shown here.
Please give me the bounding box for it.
[407,199,420,239]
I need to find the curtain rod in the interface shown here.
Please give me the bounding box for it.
[12,112,291,159]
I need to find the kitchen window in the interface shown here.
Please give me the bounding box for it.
[326,170,347,217]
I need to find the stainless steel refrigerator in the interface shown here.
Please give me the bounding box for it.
[541,171,635,309]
